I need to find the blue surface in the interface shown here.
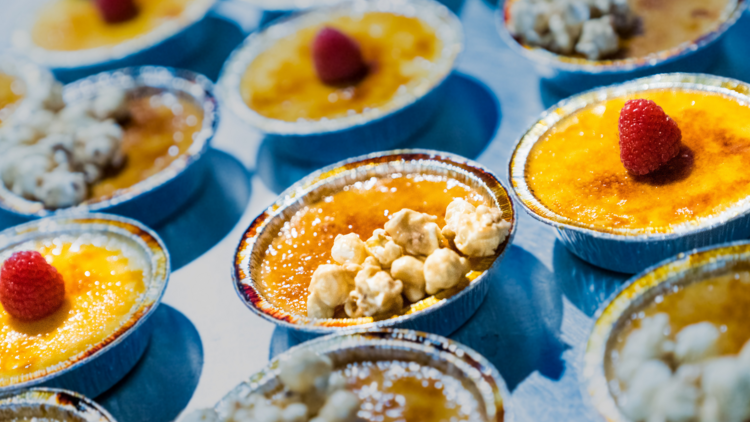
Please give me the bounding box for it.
[82,1,750,420]
[97,305,204,422]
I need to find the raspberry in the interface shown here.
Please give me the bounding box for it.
[0,251,65,321]
[312,27,369,86]
[619,99,682,176]
[95,0,139,24]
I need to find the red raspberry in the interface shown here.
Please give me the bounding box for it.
[619,99,682,176]
[312,27,369,86]
[95,0,139,24]
[0,251,65,321]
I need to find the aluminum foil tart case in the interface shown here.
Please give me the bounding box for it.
[0,214,170,398]
[217,0,464,163]
[11,0,218,83]
[0,388,116,422]
[239,0,352,12]
[216,329,511,422]
[0,66,217,228]
[233,149,516,341]
[496,0,747,94]
[582,240,750,422]
[509,73,750,274]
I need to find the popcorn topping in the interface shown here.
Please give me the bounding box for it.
[306,198,510,320]
[0,81,128,209]
[507,0,637,60]
[616,313,750,422]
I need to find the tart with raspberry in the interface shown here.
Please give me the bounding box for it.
[518,79,750,234]
[0,215,168,393]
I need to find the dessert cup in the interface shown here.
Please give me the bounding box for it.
[218,0,463,163]
[496,0,747,93]
[0,388,116,422]
[509,73,750,274]
[0,214,169,398]
[233,149,516,340]
[583,240,750,422]
[0,66,217,228]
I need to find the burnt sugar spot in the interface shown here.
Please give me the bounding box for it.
[578,172,631,199]
[633,145,695,186]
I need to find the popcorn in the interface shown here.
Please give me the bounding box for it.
[700,358,750,422]
[364,229,402,268]
[442,199,510,257]
[279,350,333,394]
[180,409,220,422]
[331,233,368,265]
[313,390,359,422]
[423,248,468,295]
[384,209,443,256]
[674,322,720,364]
[345,259,403,318]
[307,264,357,318]
[507,0,636,60]
[390,255,426,302]
[0,79,129,209]
[616,313,674,383]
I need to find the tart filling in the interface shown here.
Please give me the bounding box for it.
[608,269,750,422]
[507,0,736,61]
[185,349,484,422]
[241,12,442,122]
[31,0,196,52]
[258,173,510,320]
[0,73,25,126]
[524,88,750,233]
[0,232,148,386]
[0,78,204,209]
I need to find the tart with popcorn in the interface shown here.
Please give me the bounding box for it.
[504,0,737,61]
[0,73,205,211]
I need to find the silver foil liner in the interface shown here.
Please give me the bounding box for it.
[509,73,750,274]
[496,0,747,93]
[0,214,170,398]
[216,329,511,422]
[239,0,352,11]
[233,149,516,340]
[0,388,116,421]
[0,66,218,227]
[217,0,463,162]
[582,240,750,422]
[11,0,217,82]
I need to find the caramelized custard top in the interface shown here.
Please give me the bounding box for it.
[525,89,750,233]
[90,92,203,201]
[0,73,24,125]
[241,12,441,122]
[623,0,733,58]
[0,236,147,384]
[32,0,194,51]
[259,174,486,316]
[335,360,485,422]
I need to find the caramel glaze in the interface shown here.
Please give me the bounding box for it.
[609,267,750,382]
[31,0,193,51]
[259,174,486,316]
[90,92,203,201]
[526,89,750,233]
[621,0,733,58]
[0,239,146,383]
[334,360,484,422]
[241,12,440,122]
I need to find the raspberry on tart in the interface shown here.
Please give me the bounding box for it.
[618,99,682,176]
[0,251,65,321]
[312,27,369,86]
[95,0,139,24]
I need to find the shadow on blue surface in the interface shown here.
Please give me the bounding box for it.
[552,240,629,318]
[97,305,203,422]
[256,72,501,193]
[154,149,252,271]
[178,15,247,81]
[451,245,568,390]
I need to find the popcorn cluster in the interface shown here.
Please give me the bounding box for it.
[307,198,511,319]
[0,81,128,209]
[615,313,750,422]
[183,350,359,422]
[507,0,638,60]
